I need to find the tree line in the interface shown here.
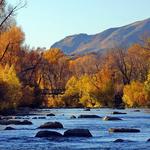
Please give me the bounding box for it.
[0,0,150,113]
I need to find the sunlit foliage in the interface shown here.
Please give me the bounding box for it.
[0,64,22,111]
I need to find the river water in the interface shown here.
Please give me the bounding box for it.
[0,108,150,150]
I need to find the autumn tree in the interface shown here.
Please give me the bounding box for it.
[42,48,70,92]
[0,26,25,67]
[69,53,101,77]
[112,48,134,85]
[128,43,150,82]
[0,64,22,112]
[61,76,81,107]
[123,81,148,107]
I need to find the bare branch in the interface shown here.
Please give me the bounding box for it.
[0,0,26,29]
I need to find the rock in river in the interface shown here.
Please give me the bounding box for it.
[113,139,125,142]
[109,128,140,133]
[35,130,63,138]
[4,126,15,130]
[84,108,90,111]
[102,116,122,121]
[114,139,133,142]
[38,121,63,129]
[133,110,140,112]
[38,117,46,119]
[70,115,76,119]
[47,113,55,116]
[147,139,150,142]
[0,120,32,125]
[64,129,92,137]
[112,111,127,115]
[78,115,101,118]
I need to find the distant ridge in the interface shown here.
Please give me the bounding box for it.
[51,18,150,55]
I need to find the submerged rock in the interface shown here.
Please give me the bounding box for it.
[109,128,140,133]
[64,129,92,137]
[14,116,22,119]
[47,113,55,116]
[102,116,122,121]
[0,120,32,125]
[38,117,46,119]
[78,115,101,118]
[84,108,90,111]
[70,115,76,119]
[112,111,127,115]
[114,139,133,142]
[38,121,63,129]
[20,120,33,125]
[35,130,63,138]
[133,110,140,112]
[32,117,38,119]
[4,126,15,130]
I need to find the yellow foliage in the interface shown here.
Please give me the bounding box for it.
[0,64,22,110]
[123,81,148,107]
[63,70,115,108]
[43,48,65,63]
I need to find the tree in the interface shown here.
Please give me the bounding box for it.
[63,67,115,108]
[42,48,70,92]
[0,26,25,66]
[113,48,134,85]
[69,53,101,77]
[144,72,150,107]
[128,43,150,82]
[0,64,22,111]
[123,81,148,107]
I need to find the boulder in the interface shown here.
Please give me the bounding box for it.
[70,115,76,119]
[78,115,101,118]
[113,139,125,142]
[47,113,55,116]
[35,130,63,138]
[64,129,92,137]
[147,139,150,142]
[109,128,140,133]
[4,126,15,130]
[38,121,63,129]
[32,117,38,119]
[102,116,122,121]
[112,111,126,115]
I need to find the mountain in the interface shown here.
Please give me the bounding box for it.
[51,18,150,55]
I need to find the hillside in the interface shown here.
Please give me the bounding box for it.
[51,18,150,55]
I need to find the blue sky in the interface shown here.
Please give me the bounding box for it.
[9,0,150,48]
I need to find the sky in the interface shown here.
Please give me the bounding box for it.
[9,0,150,49]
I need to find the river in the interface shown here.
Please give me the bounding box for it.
[0,108,150,150]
